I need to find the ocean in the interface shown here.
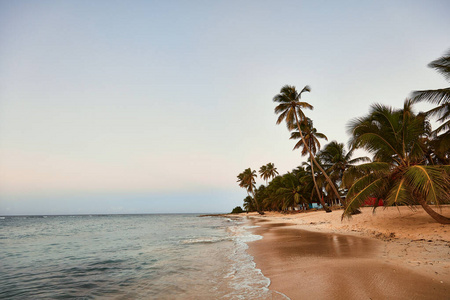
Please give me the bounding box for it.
[0,214,284,299]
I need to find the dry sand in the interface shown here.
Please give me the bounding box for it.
[236,206,450,300]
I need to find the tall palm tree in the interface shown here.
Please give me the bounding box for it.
[412,49,450,134]
[237,168,261,213]
[343,100,450,224]
[259,162,279,185]
[290,118,331,212]
[273,85,342,204]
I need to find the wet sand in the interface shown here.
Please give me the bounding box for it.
[247,220,450,300]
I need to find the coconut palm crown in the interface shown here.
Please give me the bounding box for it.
[343,100,450,224]
[259,163,279,185]
[318,141,370,188]
[237,168,257,195]
[237,168,259,212]
[290,118,328,155]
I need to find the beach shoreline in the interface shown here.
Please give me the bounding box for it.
[229,206,450,299]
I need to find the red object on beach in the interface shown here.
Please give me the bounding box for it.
[363,197,384,206]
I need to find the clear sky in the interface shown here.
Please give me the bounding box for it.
[1,0,449,215]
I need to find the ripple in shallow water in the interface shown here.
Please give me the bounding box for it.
[0,214,280,299]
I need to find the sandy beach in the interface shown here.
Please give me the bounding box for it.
[237,206,450,299]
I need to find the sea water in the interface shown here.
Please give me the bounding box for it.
[0,214,281,299]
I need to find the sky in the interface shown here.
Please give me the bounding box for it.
[0,0,449,215]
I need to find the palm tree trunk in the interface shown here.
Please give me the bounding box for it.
[310,156,331,213]
[249,191,264,215]
[247,191,258,213]
[294,112,341,203]
[418,198,450,224]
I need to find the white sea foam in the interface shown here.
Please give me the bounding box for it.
[221,220,290,300]
[225,222,289,299]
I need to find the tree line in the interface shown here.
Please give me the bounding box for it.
[236,50,450,224]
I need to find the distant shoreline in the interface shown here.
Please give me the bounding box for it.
[0,212,226,217]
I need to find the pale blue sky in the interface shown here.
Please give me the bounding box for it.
[1,0,449,214]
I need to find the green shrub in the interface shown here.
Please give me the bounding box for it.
[231,206,244,214]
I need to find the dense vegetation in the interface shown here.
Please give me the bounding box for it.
[237,50,450,224]
[231,206,244,214]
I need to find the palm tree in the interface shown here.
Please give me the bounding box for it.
[273,85,342,205]
[412,50,450,164]
[412,49,450,134]
[259,162,279,185]
[290,118,331,212]
[243,196,254,212]
[422,133,450,165]
[317,141,370,198]
[343,100,450,224]
[275,173,306,211]
[254,185,268,211]
[299,161,325,206]
[237,168,262,213]
[237,168,257,197]
[263,175,284,211]
[291,166,312,210]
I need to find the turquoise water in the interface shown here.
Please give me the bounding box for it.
[0,214,276,299]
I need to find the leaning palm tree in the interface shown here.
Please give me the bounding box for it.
[299,161,325,206]
[290,118,331,212]
[237,168,262,213]
[259,162,279,185]
[343,100,450,224]
[412,49,450,134]
[273,85,342,204]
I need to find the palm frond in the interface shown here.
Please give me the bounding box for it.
[434,120,450,134]
[434,132,450,155]
[300,85,311,95]
[404,165,450,205]
[342,162,390,188]
[353,132,403,163]
[343,176,386,218]
[275,109,288,124]
[315,132,328,140]
[384,178,413,206]
[297,101,314,110]
[425,102,449,119]
[371,102,400,137]
[428,49,450,81]
[347,156,371,164]
[411,88,450,105]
